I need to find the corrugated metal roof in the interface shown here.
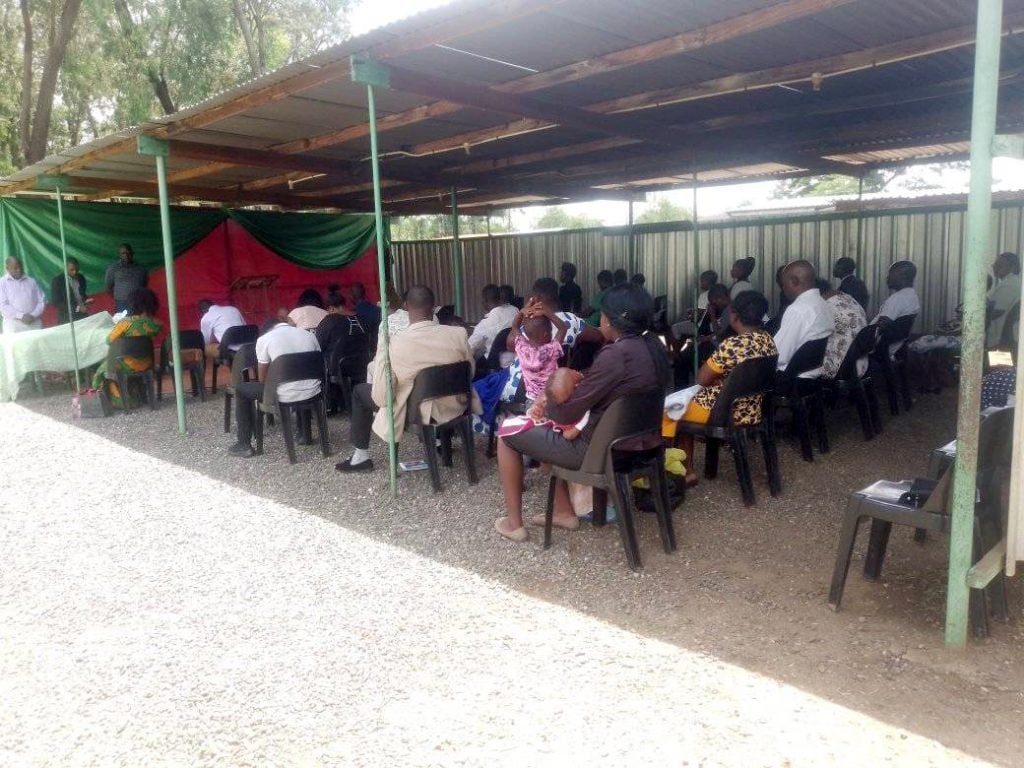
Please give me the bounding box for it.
[2,0,1023,211]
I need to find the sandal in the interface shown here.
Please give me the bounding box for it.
[528,513,580,531]
[494,517,528,542]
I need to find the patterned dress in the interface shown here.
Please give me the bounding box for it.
[822,292,866,379]
[686,330,778,426]
[92,314,162,406]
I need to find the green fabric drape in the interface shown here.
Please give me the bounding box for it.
[0,199,382,300]
[227,209,383,270]
[0,199,225,297]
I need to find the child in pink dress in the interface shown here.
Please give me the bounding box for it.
[506,300,568,401]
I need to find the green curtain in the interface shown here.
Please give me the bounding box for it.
[227,209,383,270]
[0,198,225,297]
[0,199,383,300]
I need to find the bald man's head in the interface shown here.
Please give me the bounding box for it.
[781,259,817,300]
[404,284,436,321]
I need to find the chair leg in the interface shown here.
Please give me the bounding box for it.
[224,393,233,433]
[544,475,557,549]
[794,398,814,462]
[254,407,265,455]
[732,431,756,507]
[280,404,298,464]
[460,417,479,485]
[611,470,642,571]
[828,505,865,610]
[648,454,676,553]
[866,383,883,435]
[157,370,164,401]
[439,430,454,467]
[591,487,608,526]
[913,528,927,543]
[863,518,892,581]
[146,373,157,411]
[211,363,218,395]
[315,400,330,458]
[897,362,913,412]
[761,427,782,497]
[116,373,131,413]
[422,425,443,492]
[811,392,829,454]
[852,384,874,441]
[704,437,721,479]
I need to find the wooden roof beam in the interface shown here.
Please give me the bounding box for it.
[399,11,1024,158]
[271,0,858,155]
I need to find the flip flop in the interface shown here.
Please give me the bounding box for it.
[494,517,528,542]
[528,513,580,531]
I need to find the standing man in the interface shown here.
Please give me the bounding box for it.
[105,243,147,314]
[773,260,835,376]
[833,256,870,312]
[987,252,1020,348]
[0,257,46,333]
[557,262,582,314]
[198,299,246,360]
[51,257,91,324]
[228,318,322,458]
[336,284,479,473]
[467,283,518,362]
[349,282,382,336]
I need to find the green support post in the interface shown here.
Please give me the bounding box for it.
[855,175,865,265]
[53,185,82,391]
[451,186,464,318]
[628,200,636,276]
[138,135,187,435]
[352,55,398,496]
[692,179,700,377]
[946,0,1003,648]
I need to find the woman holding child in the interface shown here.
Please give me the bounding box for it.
[494,283,669,543]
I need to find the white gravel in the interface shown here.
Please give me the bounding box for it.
[0,403,996,767]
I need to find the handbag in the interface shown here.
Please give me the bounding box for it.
[72,388,112,419]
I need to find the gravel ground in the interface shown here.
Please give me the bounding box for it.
[2,380,1023,766]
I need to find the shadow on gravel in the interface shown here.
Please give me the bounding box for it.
[14,383,1024,767]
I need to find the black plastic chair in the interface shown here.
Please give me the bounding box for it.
[156,330,206,402]
[675,355,781,507]
[822,324,883,441]
[105,336,156,413]
[772,336,830,462]
[828,407,1014,636]
[223,342,257,433]
[325,337,369,416]
[406,361,479,492]
[545,391,677,572]
[254,351,330,464]
[210,324,259,394]
[872,314,916,415]
[474,327,513,381]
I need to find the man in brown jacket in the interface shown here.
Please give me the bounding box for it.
[336,284,480,472]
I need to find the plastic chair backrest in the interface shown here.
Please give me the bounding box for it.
[977,406,1015,508]
[261,350,324,410]
[881,314,916,345]
[783,336,828,377]
[837,324,879,381]
[406,361,472,427]
[578,390,665,475]
[218,324,259,355]
[110,336,155,372]
[708,355,778,427]
[326,329,369,376]
[160,330,205,368]
[230,342,257,387]
[487,327,513,368]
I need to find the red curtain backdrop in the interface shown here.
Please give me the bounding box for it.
[43,220,382,338]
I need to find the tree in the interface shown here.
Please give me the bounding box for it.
[390,213,513,241]
[635,197,690,224]
[533,206,603,230]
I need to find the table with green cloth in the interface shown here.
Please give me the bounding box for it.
[0,312,115,402]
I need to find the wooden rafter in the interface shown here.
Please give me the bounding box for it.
[269,0,858,156]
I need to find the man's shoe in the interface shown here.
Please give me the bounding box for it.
[228,442,255,458]
[335,457,374,472]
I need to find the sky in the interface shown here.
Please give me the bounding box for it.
[349,0,1024,227]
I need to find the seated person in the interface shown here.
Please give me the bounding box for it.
[316,289,369,412]
[507,299,568,401]
[228,317,322,458]
[582,270,613,328]
[671,269,717,339]
[666,291,777,487]
[987,252,1020,349]
[729,256,756,298]
[873,260,921,357]
[773,260,834,378]
[818,278,867,379]
[288,288,328,330]
[51,257,91,324]
[92,287,162,408]
[498,367,589,440]
[494,284,669,542]
[199,299,246,360]
[336,284,480,473]
[467,283,518,362]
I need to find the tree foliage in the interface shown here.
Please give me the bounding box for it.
[390,213,514,241]
[770,165,969,199]
[533,206,603,230]
[0,0,353,173]
[635,196,690,224]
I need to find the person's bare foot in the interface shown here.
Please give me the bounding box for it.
[528,513,580,531]
[494,516,528,542]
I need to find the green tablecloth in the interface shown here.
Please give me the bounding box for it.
[0,312,115,402]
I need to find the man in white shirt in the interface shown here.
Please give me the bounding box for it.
[873,261,921,357]
[0,257,46,334]
[773,260,835,377]
[229,319,322,457]
[467,284,518,362]
[987,252,1020,348]
[199,299,246,359]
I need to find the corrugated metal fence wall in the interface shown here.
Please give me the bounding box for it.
[392,202,1024,333]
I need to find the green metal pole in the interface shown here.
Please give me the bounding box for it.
[855,174,865,265]
[451,186,464,318]
[54,188,82,392]
[692,179,700,377]
[945,0,1003,648]
[368,84,398,497]
[154,154,187,435]
[628,200,636,275]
